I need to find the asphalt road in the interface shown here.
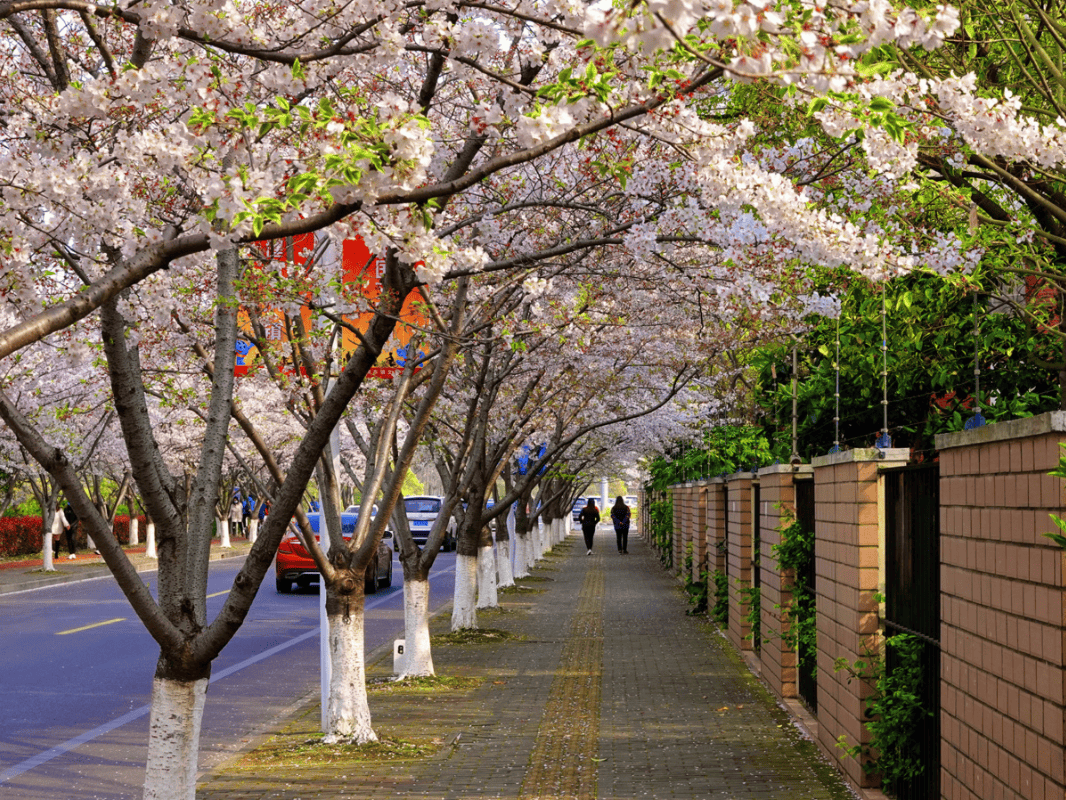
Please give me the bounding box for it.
[0,551,457,799]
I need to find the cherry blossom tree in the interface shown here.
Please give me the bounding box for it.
[0,0,987,795]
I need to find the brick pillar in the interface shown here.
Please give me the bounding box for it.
[727,473,755,652]
[671,484,688,576]
[811,447,908,788]
[758,464,813,699]
[706,479,727,621]
[936,413,1066,800]
[694,484,709,583]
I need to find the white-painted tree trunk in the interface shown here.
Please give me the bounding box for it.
[513,535,530,579]
[218,517,231,548]
[526,529,541,571]
[146,521,157,559]
[451,553,478,630]
[323,610,377,744]
[497,538,514,588]
[42,531,54,571]
[129,517,139,546]
[535,518,547,560]
[248,517,259,544]
[476,543,497,609]
[400,578,434,678]
[142,676,208,800]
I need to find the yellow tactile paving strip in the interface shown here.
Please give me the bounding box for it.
[519,558,604,800]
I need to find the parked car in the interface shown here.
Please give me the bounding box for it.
[624,495,638,509]
[402,495,456,551]
[275,509,393,594]
[572,497,586,522]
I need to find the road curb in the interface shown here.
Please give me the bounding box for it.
[0,548,251,596]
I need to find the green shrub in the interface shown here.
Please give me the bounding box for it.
[741,583,761,653]
[835,633,933,785]
[710,569,728,625]
[649,499,673,568]
[773,513,817,677]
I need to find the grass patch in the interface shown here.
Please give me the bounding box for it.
[367,675,481,694]
[498,584,545,596]
[516,575,553,583]
[226,704,443,769]
[235,733,438,768]
[432,627,521,645]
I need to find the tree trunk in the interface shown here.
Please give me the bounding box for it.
[217,517,231,548]
[530,520,542,568]
[323,583,376,744]
[513,532,529,579]
[43,531,54,571]
[400,576,434,678]
[145,520,157,559]
[451,553,478,630]
[130,516,139,546]
[248,517,259,543]
[497,508,514,587]
[476,542,497,609]
[42,506,55,571]
[142,676,209,800]
[535,516,546,560]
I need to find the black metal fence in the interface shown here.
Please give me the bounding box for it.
[883,464,940,800]
[794,476,817,713]
[722,484,730,630]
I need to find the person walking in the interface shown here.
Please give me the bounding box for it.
[50,501,69,561]
[611,496,631,554]
[63,501,78,559]
[577,498,600,555]
[229,494,244,538]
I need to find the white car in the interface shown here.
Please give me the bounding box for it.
[403,495,457,551]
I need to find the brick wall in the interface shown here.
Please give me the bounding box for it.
[727,474,755,652]
[811,448,909,788]
[936,414,1066,800]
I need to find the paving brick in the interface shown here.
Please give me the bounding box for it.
[196,533,858,800]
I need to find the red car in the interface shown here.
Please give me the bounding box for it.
[275,510,393,594]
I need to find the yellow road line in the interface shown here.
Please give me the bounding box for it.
[57,618,125,636]
[207,590,230,599]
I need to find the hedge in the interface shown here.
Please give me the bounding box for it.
[0,515,147,558]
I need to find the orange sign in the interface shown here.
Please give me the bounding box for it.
[236,235,427,378]
[340,237,428,379]
[235,234,316,377]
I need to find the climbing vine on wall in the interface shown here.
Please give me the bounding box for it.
[683,544,709,615]
[649,499,673,568]
[835,632,933,786]
[711,569,728,625]
[741,583,761,652]
[773,512,817,676]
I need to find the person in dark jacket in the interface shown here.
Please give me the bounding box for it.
[62,501,79,559]
[577,498,600,555]
[611,496,631,554]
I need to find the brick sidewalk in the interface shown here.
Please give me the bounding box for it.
[196,533,858,800]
